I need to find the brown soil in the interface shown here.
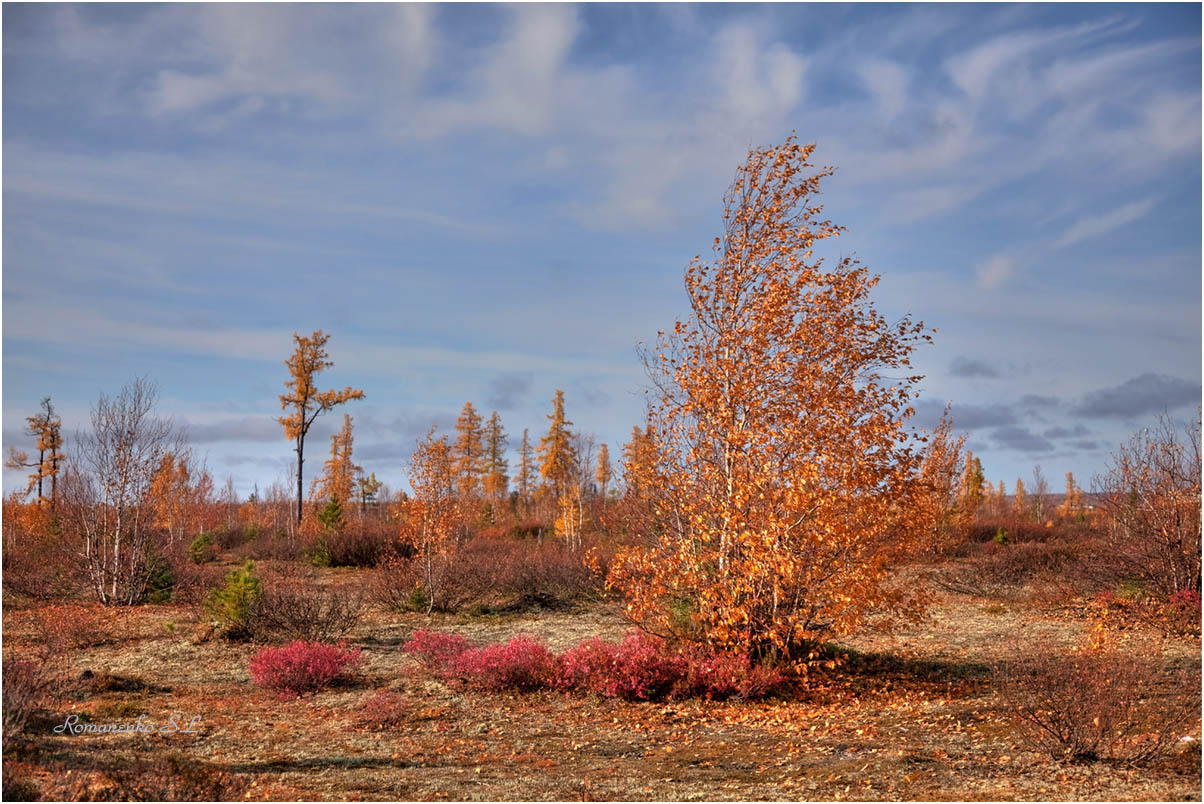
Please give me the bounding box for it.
[3,573,1199,801]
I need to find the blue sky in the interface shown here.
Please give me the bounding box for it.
[3,3,1200,499]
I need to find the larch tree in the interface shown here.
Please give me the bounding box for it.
[1057,471,1083,521]
[538,391,576,499]
[606,137,933,666]
[596,442,613,499]
[517,429,535,505]
[483,411,509,502]
[356,471,382,512]
[453,402,485,499]
[538,390,580,549]
[6,397,64,508]
[314,413,360,508]
[620,425,656,497]
[277,331,365,524]
[1013,478,1028,521]
[958,452,985,525]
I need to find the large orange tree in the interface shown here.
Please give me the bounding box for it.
[607,137,933,666]
[277,331,364,524]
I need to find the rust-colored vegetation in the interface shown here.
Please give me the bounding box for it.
[2,140,1198,801]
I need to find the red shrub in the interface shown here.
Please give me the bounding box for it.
[556,632,685,701]
[402,628,472,672]
[1165,588,1201,635]
[678,647,788,700]
[404,628,786,701]
[449,635,557,692]
[356,690,408,730]
[604,632,689,701]
[248,641,361,696]
[555,636,619,694]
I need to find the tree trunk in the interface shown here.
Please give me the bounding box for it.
[296,436,305,524]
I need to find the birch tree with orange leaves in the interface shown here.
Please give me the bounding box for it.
[607,137,933,667]
[407,427,458,614]
[915,405,966,551]
[147,450,215,546]
[277,331,364,524]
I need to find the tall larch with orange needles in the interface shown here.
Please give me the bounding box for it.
[453,402,485,499]
[5,397,64,508]
[607,137,934,668]
[314,413,360,508]
[277,330,365,524]
[595,443,612,499]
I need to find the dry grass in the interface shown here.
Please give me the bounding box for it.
[2,562,1199,801]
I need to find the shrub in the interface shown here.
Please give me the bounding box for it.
[1094,416,1201,601]
[324,519,399,568]
[373,538,600,615]
[34,603,112,659]
[995,643,1201,766]
[188,533,216,564]
[449,635,557,692]
[230,529,298,562]
[141,553,177,603]
[252,568,363,643]
[594,631,687,701]
[370,557,423,613]
[248,640,361,696]
[164,557,226,607]
[302,538,333,567]
[318,496,344,533]
[932,538,1087,599]
[3,661,51,743]
[204,561,262,639]
[214,524,253,550]
[404,628,788,701]
[356,690,408,730]
[402,628,472,672]
[1165,588,1202,636]
[2,504,81,600]
[677,647,788,700]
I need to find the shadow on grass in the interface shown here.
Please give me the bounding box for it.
[226,754,423,774]
[807,643,992,696]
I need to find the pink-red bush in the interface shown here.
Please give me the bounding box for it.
[678,647,787,700]
[449,635,557,692]
[402,628,472,672]
[555,636,619,694]
[560,632,687,701]
[248,641,361,696]
[403,628,787,701]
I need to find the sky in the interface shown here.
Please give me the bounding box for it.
[3,2,1201,499]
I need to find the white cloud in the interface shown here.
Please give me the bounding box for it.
[975,255,1014,290]
[1054,197,1157,249]
[410,4,580,137]
[858,59,908,122]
